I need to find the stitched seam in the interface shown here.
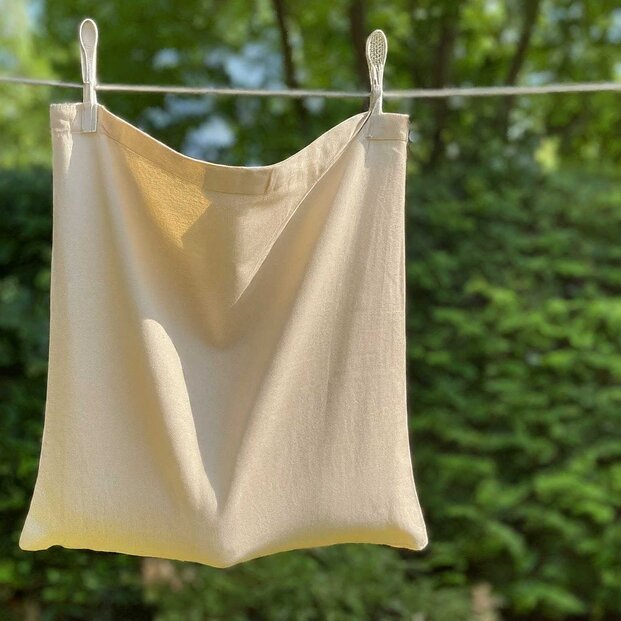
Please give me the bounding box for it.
[264,169,275,193]
[98,125,267,195]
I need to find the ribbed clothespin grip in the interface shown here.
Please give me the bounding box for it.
[79,18,98,132]
[365,29,387,114]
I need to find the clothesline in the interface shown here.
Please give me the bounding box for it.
[1,75,621,98]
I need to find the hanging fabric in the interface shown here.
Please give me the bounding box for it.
[19,19,428,567]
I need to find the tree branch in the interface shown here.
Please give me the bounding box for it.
[270,0,308,124]
[348,0,369,112]
[498,0,541,137]
[426,5,461,169]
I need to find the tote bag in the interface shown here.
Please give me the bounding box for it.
[19,26,428,568]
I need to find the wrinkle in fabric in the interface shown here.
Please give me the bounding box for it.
[19,102,428,568]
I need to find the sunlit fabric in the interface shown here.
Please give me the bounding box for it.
[19,101,428,567]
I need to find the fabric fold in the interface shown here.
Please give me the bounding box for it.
[19,101,428,568]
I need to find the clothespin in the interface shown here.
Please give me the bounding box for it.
[79,18,98,132]
[365,29,387,114]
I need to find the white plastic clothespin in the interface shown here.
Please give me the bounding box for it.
[79,18,99,132]
[365,29,387,114]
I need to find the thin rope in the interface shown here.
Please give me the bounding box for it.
[1,75,621,98]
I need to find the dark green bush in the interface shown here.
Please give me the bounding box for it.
[1,157,620,619]
[406,149,621,619]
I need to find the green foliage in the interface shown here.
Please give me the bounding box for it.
[3,158,621,620]
[406,151,621,619]
[3,0,621,619]
[142,547,472,621]
[0,1,56,167]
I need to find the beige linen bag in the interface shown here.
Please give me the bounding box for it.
[19,23,428,567]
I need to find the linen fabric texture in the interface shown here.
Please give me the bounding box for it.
[19,101,429,567]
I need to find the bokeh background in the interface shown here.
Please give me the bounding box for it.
[2,1,621,619]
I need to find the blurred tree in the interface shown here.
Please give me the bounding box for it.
[0,0,56,166]
[2,1,621,620]
[406,154,621,620]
